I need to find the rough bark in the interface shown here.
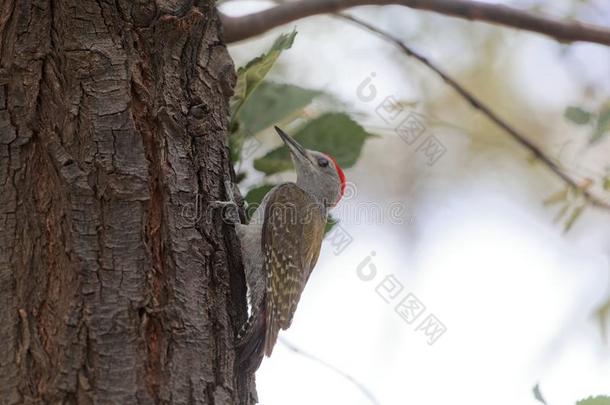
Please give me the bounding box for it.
[0,1,253,403]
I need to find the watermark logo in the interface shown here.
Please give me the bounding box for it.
[180,182,416,228]
[355,72,447,166]
[354,252,447,345]
[375,95,404,124]
[356,251,377,281]
[325,223,354,255]
[416,134,446,166]
[375,274,404,303]
[396,112,426,145]
[356,71,378,102]
[415,314,447,345]
[395,292,426,325]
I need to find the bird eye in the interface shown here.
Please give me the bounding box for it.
[317,157,329,167]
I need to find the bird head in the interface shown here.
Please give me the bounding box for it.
[275,126,346,209]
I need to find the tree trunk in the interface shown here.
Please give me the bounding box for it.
[0,1,254,403]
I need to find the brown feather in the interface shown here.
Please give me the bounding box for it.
[260,183,326,356]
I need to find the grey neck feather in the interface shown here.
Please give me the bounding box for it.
[296,177,331,219]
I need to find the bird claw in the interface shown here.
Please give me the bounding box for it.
[210,181,241,225]
[213,201,240,225]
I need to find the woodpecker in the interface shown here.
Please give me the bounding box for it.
[234,126,346,372]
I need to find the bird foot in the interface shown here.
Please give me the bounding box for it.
[210,181,241,225]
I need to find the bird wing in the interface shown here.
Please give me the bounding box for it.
[261,183,326,356]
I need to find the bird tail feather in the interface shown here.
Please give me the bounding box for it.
[236,307,266,373]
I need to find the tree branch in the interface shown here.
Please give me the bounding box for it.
[221,0,610,46]
[279,338,381,405]
[338,14,610,210]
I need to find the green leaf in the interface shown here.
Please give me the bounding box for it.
[543,188,568,206]
[229,134,242,163]
[603,177,610,191]
[596,297,610,344]
[553,203,570,224]
[244,184,274,206]
[235,171,247,184]
[239,81,322,135]
[564,106,592,125]
[244,184,274,221]
[563,204,585,233]
[576,396,610,405]
[324,214,338,235]
[230,31,297,120]
[591,107,610,144]
[253,142,294,175]
[254,112,374,175]
[532,383,548,405]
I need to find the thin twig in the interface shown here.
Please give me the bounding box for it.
[338,14,610,211]
[220,0,610,46]
[279,337,382,405]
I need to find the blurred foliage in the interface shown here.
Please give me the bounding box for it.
[596,296,610,344]
[543,187,587,233]
[532,383,548,405]
[576,396,610,405]
[239,81,323,135]
[229,31,371,234]
[244,184,275,207]
[603,176,610,191]
[229,30,297,162]
[534,384,610,405]
[230,30,297,123]
[543,101,610,233]
[254,113,373,175]
[564,106,592,125]
[564,102,610,144]
[243,184,274,221]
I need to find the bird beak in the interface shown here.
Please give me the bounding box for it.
[274,126,313,164]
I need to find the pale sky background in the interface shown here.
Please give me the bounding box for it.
[222,1,610,404]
